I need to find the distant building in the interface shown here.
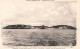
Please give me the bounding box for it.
[25,25,31,29]
[32,25,48,29]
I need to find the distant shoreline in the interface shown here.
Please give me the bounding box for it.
[2,24,76,30]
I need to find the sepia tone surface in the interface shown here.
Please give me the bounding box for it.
[1,0,76,46]
[2,29,76,46]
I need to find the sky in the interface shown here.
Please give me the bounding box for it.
[0,0,76,27]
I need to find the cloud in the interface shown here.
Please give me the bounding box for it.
[2,0,76,27]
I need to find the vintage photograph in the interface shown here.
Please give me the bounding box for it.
[1,0,76,46]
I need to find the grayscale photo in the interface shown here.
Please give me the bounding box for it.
[1,0,76,46]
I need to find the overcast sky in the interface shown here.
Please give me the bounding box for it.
[1,0,76,27]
